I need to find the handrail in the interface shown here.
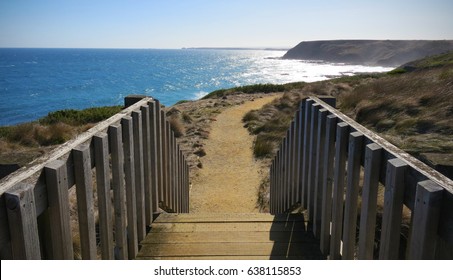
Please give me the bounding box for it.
[270,96,453,259]
[0,95,190,259]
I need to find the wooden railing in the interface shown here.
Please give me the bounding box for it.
[270,96,453,259]
[0,96,189,260]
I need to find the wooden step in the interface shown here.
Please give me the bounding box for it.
[136,213,324,260]
[153,213,305,223]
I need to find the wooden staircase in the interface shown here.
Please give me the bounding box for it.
[136,213,325,260]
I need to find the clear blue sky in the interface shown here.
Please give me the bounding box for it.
[1,0,452,49]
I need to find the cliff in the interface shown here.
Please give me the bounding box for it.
[282,40,453,66]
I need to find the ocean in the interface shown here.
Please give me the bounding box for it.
[0,48,393,126]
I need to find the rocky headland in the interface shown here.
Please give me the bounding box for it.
[283,40,453,66]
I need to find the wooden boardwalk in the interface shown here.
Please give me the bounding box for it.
[136,213,325,260]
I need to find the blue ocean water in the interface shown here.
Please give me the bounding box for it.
[0,48,392,126]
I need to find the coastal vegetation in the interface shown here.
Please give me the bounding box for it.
[0,106,122,165]
[243,51,453,165]
[240,51,453,212]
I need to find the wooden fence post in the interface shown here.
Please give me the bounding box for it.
[342,132,364,259]
[165,122,172,210]
[329,122,349,259]
[149,101,160,213]
[358,143,382,260]
[132,111,146,241]
[121,117,138,259]
[296,102,304,208]
[93,133,114,260]
[295,108,303,204]
[108,125,128,260]
[169,132,175,211]
[282,134,288,211]
[313,108,328,238]
[301,99,313,209]
[308,103,320,222]
[73,144,97,260]
[408,180,443,259]
[141,105,153,224]
[5,183,41,259]
[161,110,168,208]
[44,160,74,260]
[320,115,337,255]
[379,158,407,260]
[270,160,274,214]
[289,120,297,206]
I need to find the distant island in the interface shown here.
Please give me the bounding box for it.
[283,40,453,66]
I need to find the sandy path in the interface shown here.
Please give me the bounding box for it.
[190,95,278,213]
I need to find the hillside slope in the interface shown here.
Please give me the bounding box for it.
[283,40,453,66]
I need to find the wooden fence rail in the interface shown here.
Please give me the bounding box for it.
[270,96,453,259]
[0,95,190,260]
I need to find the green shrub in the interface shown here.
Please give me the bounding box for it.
[40,106,123,126]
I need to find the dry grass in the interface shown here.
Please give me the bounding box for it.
[338,64,453,158]
[168,115,185,138]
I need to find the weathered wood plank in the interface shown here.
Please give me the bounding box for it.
[140,105,153,224]
[132,110,146,241]
[313,108,328,238]
[153,100,164,208]
[44,160,74,260]
[150,221,307,233]
[160,110,168,207]
[73,145,97,260]
[308,103,320,222]
[185,162,190,212]
[320,115,337,255]
[273,152,278,213]
[342,132,364,259]
[108,125,128,260]
[121,117,138,259]
[284,132,290,211]
[379,158,407,260]
[137,242,322,258]
[409,180,443,259]
[165,122,172,210]
[296,101,305,207]
[358,143,383,260]
[178,149,183,212]
[93,133,114,260]
[141,231,315,244]
[270,160,275,214]
[279,138,283,211]
[170,130,176,211]
[5,183,41,259]
[301,99,313,209]
[329,122,349,259]
[289,120,296,207]
[153,213,306,223]
[295,108,303,203]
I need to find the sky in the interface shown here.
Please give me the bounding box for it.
[1,0,452,49]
